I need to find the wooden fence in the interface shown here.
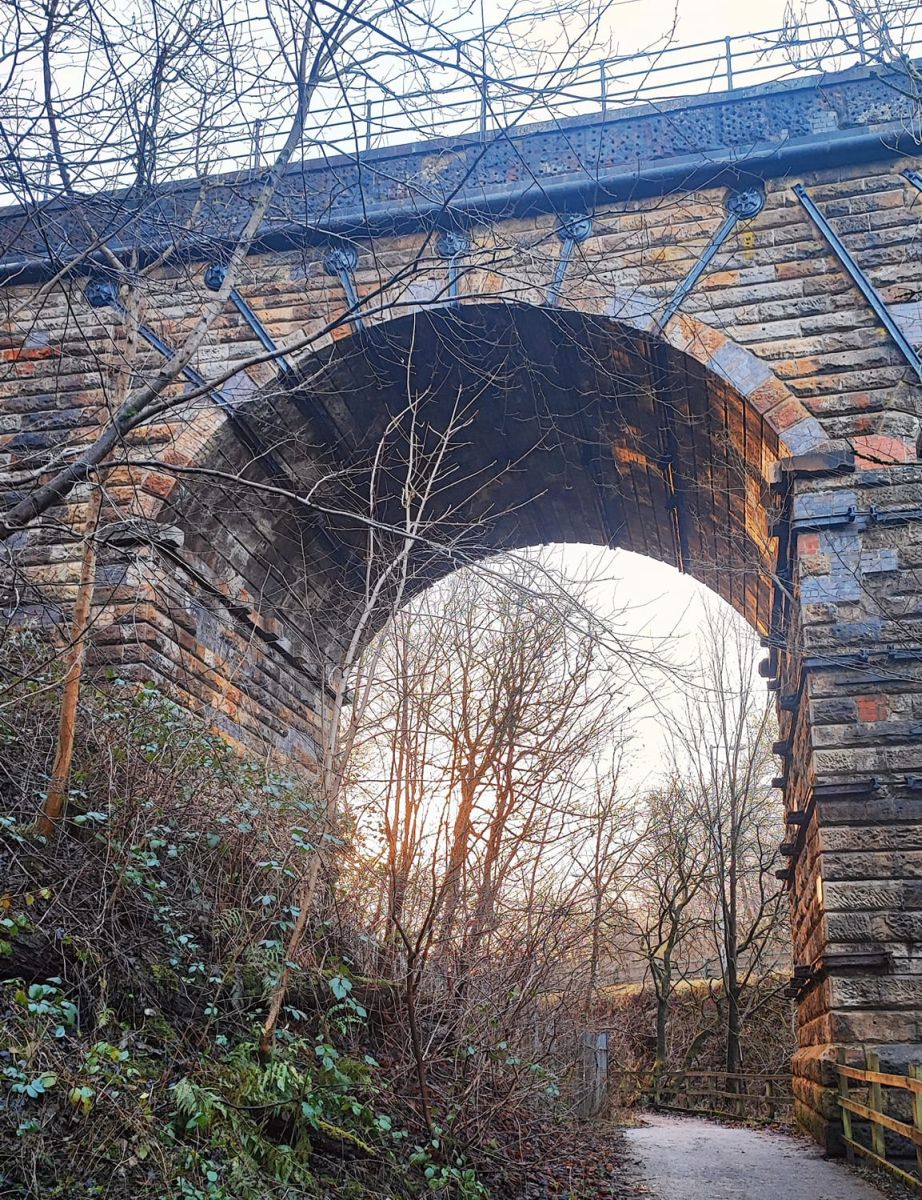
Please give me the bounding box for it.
[610,1067,793,1123]
[836,1049,922,1191]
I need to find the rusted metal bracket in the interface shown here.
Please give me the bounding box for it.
[871,504,922,525]
[888,645,922,663]
[783,964,814,998]
[791,505,858,533]
[785,951,889,1000]
[795,183,922,383]
[780,503,922,534]
[96,518,184,551]
[817,950,891,975]
[546,214,592,307]
[776,777,879,887]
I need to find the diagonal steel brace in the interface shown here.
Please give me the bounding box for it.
[659,186,764,329]
[795,183,922,383]
[84,277,286,476]
[204,263,293,374]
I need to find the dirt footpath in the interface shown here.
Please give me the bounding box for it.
[622,1113,887,1200]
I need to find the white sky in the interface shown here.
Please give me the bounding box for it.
[604,0,813,50]
[509,544,766,793]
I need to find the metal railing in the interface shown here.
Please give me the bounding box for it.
[180,5,922,162]
[3,4,921,203]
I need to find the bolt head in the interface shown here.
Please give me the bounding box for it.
[436,230,471,258]
[84,278,118,309]
[725,186,765,218]
[203,262,227,291]
[323,245,359,276]
[557,214,593,243]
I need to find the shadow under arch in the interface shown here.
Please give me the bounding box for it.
[158,301,822,660]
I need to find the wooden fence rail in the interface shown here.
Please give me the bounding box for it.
[836,1049,922,1191]
[610,1067,793,1123]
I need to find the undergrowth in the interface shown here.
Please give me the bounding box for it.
[0,631,497,1199]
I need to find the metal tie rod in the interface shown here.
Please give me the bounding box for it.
[795,183,922,383]
[659,187,764,328]
[436,230,471,306]
[204,263,293,374]
[546,215,592,308]
[323,246,365,332]
[84,278,288,477]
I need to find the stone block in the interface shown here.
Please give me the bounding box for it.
[800,574,861,604]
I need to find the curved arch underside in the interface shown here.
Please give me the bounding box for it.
[163,303,781,653]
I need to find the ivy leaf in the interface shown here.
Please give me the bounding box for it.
[328,974,352,1001]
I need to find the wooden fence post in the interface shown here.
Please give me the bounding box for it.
[837,1048,855,1165]
[910,1064,922,1178]
[867,1052,887,1162]
[576,1031,608,1118]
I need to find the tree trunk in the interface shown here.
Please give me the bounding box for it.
[36,485,103,837]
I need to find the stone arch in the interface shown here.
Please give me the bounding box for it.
[149,299,832,648]
[92,295,922,1151]
[142,297,824,521]
[625,311,828,460]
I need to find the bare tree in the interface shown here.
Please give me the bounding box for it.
[0,0,616,540]
[672,603,785,1079]
[343,546,671,1129]
[0,0,626,840]
[569,758,642,1005]
[781,0,922,107]
[628,777,711,1083]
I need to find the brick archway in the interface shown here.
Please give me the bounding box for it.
[148,302,822,520]
[141,300,822,637]
[2,50,921,1154]
[135,296,922,1152]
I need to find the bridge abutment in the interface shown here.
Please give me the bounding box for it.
[778,459,922,1148]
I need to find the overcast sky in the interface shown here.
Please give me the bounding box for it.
[604,0,821,50]
[512,544,767,794]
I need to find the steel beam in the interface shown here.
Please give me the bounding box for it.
[659,186,764,328]
[794,183,922,383]
[5,117,922,284]
[545,214,592,307]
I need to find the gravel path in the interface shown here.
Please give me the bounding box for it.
[622,1113,887,1199]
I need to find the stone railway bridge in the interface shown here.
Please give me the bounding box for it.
[1,62,922,1147]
